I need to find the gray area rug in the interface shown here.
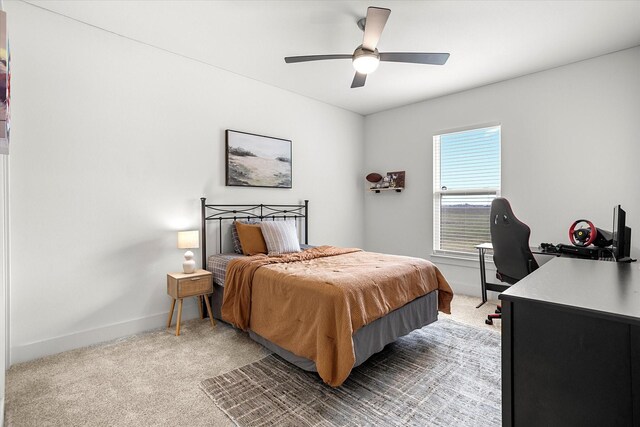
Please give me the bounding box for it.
[200,319,501,426]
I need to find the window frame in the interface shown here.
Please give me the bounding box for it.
[432,124,501,258]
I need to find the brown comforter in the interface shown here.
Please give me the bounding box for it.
[221,246,453,386]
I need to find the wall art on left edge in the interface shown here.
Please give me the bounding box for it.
[225,129,292,188]
[0,11,10,155]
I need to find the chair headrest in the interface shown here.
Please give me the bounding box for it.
[491,198,527,229]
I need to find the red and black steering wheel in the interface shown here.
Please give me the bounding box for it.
[569,219,597,247]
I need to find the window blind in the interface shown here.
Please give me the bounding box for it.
[433,126,501,255]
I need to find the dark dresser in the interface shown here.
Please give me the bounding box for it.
[500,257,640,427]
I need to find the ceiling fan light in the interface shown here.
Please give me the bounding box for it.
[353,55,380,74]
[352,47,380,74]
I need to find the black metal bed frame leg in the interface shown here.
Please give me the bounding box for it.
[304,199,309,244]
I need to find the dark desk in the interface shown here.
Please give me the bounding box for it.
[500,258,640,426]
[475,243,558,308]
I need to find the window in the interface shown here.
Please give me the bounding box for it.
[433,125,501,256]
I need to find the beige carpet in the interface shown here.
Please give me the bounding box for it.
[5,295,501,426]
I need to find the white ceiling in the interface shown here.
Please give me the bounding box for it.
[29,0,640,115]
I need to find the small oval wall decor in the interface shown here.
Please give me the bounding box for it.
[366,173,383,183]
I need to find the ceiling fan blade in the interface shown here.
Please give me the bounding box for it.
[351,72,367,88]
[379,52,450,65]
[285,54,352,63]
[362,7,391,51]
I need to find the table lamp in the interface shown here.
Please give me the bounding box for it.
[177,230,199,274]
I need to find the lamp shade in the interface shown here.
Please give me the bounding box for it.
[177,230,199,249]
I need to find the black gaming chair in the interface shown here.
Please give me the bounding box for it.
[486,198,539,325]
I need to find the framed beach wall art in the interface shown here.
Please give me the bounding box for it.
[225,130,292,188]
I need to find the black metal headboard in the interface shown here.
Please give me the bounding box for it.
[200,198,309,267]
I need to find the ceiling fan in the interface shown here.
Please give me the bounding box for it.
[284,6,450,88]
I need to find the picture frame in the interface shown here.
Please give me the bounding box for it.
[0,11,9,155]
[386,171,405,188]
[225,130,292,188]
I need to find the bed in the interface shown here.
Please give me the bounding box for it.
[200,198,453,387]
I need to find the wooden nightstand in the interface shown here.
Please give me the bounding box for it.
[167,269,215,336]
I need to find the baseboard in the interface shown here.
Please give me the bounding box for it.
[10,302,201,365]
[1,396,5,427]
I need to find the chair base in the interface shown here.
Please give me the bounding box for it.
[486,305,502,325]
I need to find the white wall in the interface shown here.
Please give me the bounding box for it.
[364,47,640,296]
[6,2,364,363]
[0,155,7,426]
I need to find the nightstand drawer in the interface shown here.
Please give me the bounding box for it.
[177,276,212,297]
[167,270,213,299]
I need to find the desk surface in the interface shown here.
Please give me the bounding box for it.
[500,257,640,325]
[476,242,494,250]
[476,242,557,256]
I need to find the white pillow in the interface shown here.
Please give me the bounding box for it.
[260,221,301,255]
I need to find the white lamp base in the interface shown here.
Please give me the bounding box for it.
[182,250,196,274]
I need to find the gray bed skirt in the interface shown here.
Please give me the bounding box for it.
[209,283,439,372]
